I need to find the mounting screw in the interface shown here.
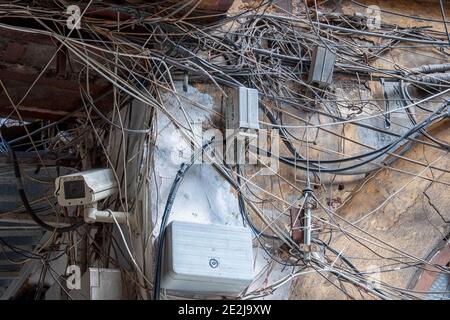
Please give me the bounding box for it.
[209,258,219,269]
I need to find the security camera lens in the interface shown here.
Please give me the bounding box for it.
[64,180,85,199]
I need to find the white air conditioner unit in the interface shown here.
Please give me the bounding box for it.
[161,221,254,295]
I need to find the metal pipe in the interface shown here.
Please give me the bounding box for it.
[303,187,313,262]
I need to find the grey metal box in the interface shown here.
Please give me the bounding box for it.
[308,45,336,87]
[161,221,254,295]
[225,86,260,130]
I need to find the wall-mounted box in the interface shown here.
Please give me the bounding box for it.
[225,86,260,130]
[308,45,336,87]
[69,268,123,300]
[162,220,254,295]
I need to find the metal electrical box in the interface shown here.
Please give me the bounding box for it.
[225,86,260,130]
[308,45,336,87]
[161,221,254,295]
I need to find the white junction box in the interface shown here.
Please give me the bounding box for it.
[225,86,260,130]
[69,268,123,300]
[162,221,254,295]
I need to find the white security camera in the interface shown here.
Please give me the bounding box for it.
[55,169,127,224]
[55,168,118,206]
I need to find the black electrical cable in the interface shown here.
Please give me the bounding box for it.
[400,80,450,150]
[263,103,395,166]
[153,162,192,300]
[265,101,449,174]
[257,85,447,174]
[265,94,448,152]
[312,238,361,275]
[277,118,444,173]
[261,103,308,162]
[0,236,43,260]
[3,137,85,233]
